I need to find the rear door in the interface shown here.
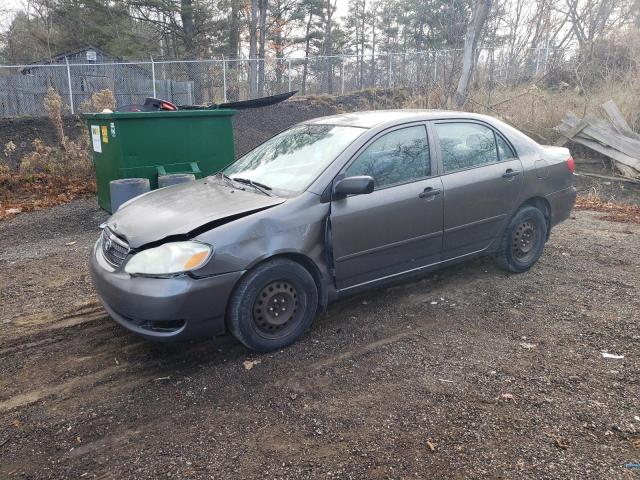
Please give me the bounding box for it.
[433,121,523,260]
[330,124,443,290]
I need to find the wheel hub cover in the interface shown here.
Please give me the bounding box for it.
[513,221,536,258]
[253,281,299,333]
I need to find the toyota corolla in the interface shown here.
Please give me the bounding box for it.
[90,110,576,351]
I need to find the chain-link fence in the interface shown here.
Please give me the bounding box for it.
[0,47,570,118]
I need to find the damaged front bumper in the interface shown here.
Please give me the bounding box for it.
[89,241,244,341]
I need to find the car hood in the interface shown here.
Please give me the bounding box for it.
[105,178,286,248]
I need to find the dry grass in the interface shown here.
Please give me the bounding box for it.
[3,141,16,159]
[43,86,66,143]
[575,196,640,224]
[0,89,105,220]
[19,88,93,178]
[0,173,95,220]
[395,84,626,143]
[461,68,640,144]
[80,89,116,113]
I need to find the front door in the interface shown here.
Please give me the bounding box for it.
[330,124,444,290]
[433,121,523,260]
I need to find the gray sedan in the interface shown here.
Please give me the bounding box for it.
[90,110,576,351]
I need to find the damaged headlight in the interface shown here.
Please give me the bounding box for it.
[124,241,213,276]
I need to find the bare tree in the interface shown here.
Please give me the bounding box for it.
[562,0,634,54]
[225,0,241,101]
[453,0,492,108]
[300,0,323,93]
[322,0,336,93]
[269,0,301,89]
[249,0,258,97]
[360,0,366,88]
[25,0,55,60]
[302,8,314,93]
[257,0,268,96]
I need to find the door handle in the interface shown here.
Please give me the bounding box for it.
[502,168,521,179]
[418,187,441,199]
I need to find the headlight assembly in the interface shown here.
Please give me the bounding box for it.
[124,241,212,276]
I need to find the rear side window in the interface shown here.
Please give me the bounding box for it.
[435,122,498,173]
[496,134,517,161]
[344,125,430,188]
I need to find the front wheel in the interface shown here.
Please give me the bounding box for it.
[495,206,548,273]
[227,258,318,352]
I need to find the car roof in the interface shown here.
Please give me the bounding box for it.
[303,109,500,129]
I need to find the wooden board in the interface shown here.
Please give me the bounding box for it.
[601,100,640,141]
[555,119,587,146]
[569,134,639,178]
[558,116,640,170]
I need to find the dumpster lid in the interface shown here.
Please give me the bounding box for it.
[81,109,237,120]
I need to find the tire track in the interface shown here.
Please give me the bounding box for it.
[2,302,108,346]
[0,364,125,412]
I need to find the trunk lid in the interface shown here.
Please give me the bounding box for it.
[541,145,571,163]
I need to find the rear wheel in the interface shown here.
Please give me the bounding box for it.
[227,258,318,352]
[495,206,547,273]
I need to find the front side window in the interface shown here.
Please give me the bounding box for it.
[436,122,498,173]
[223,124,365,194]
[344,125,430,189]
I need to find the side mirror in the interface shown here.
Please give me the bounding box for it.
[333,176,375,198]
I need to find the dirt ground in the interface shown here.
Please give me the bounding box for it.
[1,189,639,479]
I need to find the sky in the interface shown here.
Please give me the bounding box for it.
[4,0,22,16]
[1,0,21,31]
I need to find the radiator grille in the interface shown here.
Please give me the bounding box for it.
[101,227,130,267]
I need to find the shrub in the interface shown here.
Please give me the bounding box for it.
[80,89,116,113]
[19,88,97,180]
[43,87,66,143]
[20,139,62,174]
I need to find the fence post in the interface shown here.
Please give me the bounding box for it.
[150,55,157,98]
[341,62,345,95]
[288,58,292,92]
[387,54,391,89]
[222,55,227,103]
[65,58,74,114]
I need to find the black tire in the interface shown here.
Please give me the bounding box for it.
[495,206,548,273]
[227,258,318,352]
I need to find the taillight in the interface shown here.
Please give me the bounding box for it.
[566,156,575,174]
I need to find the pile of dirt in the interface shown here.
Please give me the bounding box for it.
[0,89,408,166]
[0,116,85,169]
[232,89,412,156]
[232,97,338,157]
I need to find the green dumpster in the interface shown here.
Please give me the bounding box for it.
[82,109,236,212]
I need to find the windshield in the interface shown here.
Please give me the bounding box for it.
[223,124,365,194]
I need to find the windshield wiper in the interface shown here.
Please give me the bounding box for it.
[216,172,242,189]
[231,177,273,196]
